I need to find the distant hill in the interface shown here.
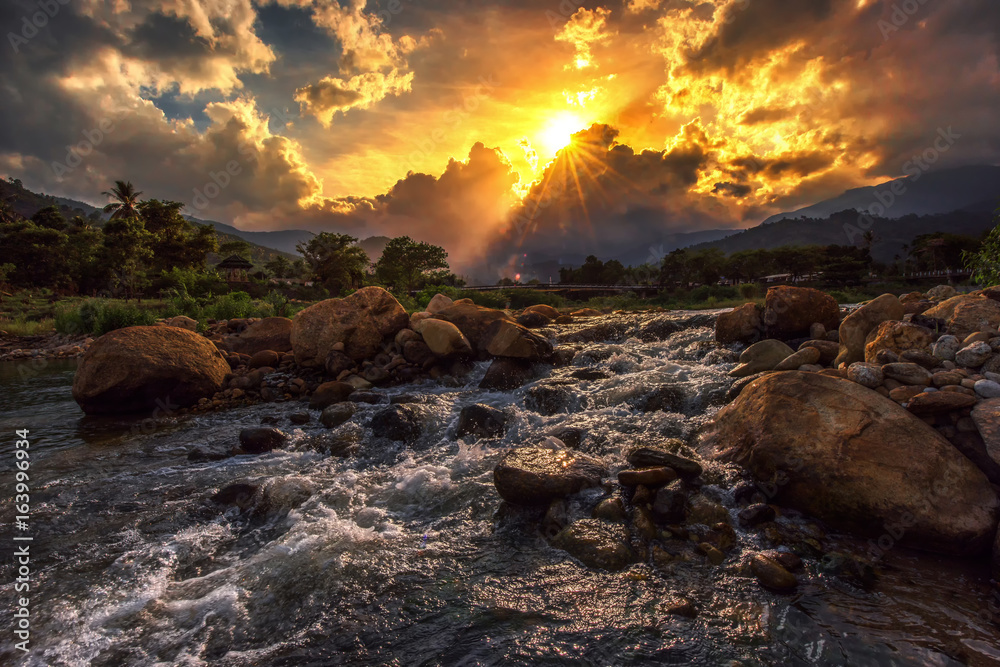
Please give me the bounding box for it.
[763,165,1000,224]
[691,208,996,263]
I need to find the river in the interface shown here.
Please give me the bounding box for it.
[1,314,998,666]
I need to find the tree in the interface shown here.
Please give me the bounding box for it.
[102,180,143,220]
[374,236,448,293]
[964,209,1000,285]
[102,216,153,300]
[298,232,370,295]
[30,205,67,231]
[219,238,253,260]
[265,255,292,278]
[138,199,218,272]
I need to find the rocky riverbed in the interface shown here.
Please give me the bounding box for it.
[3,285,1000,665]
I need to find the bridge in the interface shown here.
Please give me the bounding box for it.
[457,283,663,298]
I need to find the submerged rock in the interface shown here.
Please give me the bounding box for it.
[550,519,633,571]
[700,371,999,555]
[239,427,289,454]
[456,404,508,439]
[73,326,229,414]
[320,403,356,428]
[479,358,537,390]
[627,445,703,479]
[370,405,425,443]
[751,553,798,592]
[493,447,606,505]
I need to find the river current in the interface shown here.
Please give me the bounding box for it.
[1,313,998,666]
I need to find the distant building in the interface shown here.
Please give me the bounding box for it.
[217,255,254,283]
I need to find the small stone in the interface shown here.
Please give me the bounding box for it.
[320,403,356,428]
[751,554,798,592]
[456,404,508,439]
[593,497,627,523]
[626,446,703,479]
[847,362,883,388]
[698,542,725,565]
[956,342,993,368]
[238,427,288,454]
[617,467,677,487]
[889,386,924,403]
[738,503,776,527]
[662,597,697,618]
[900,349,940,370]
[932,335,961,361]
[809,323,826,340]
[932,371,964,387]
[550,519,633,571]
[651,480,687,523]
[881,362,932,386]
[289,411,310,424]
[762,550,802,571]
[906,391,977,415]
[974,380,1000,399]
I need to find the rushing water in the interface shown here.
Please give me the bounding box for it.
[1,314,998,666]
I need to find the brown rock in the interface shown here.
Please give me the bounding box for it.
[799,339,840,365]
[493,447,606,505]
[922,295,1000,339]
[773,346,821,371]
[524,304,560,319]
[835,294,905,367]
[751,554,798,591]
[72,326,229,414]
[483,320,553,360]
[881,362,932,386]
[699,371,999,555]
[414,318,473,357]
[972,399,1000,467]
[309,381,355,409]
[248,349,280,369]
[864,321,934,364]
[889,386,925,402]
[291,287,408,366]
[230,317,293,355]
[716,303,763,345]
[433,302,515,352]
[617,467,677,487]
[764,286,840,340]
[906,391,977,415]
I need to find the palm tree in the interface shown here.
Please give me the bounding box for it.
[101,180,143,220]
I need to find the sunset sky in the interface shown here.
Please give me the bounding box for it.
[1,0,998,274]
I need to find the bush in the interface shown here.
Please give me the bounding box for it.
[415,285,461,309]
[54,304,86,335]
[204,291,255,321]
[738,283,759,300]
[464,290,507,309]
[93,302,157,335]
[503,289,565,310]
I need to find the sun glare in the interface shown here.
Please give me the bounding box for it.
[539,113,584,156]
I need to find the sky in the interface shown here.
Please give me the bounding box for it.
[1,0,999,277]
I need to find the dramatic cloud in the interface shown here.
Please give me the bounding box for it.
[0,0,998,279]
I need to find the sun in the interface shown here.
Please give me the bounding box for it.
[538,112,584,156]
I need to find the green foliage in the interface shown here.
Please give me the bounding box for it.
[503,289,565,309]
[92,302,158,335]
[374,236,449,293]
[415,285,461,309]
[738,283,758,299]
[964,211,1000,285]
[54,303,86,335]
[298,232,370,295]
[464,291,507,309]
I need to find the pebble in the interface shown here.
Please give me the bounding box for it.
[932,335,961,362]
[974,380,1000,399]
[751,554,798,591]
[956,342,993,369]
[847,362,883,389]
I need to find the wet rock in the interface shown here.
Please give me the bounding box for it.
[956,342,993,368]
[631,505,658,541]
[480,358,537,390]
[651,480,688,523]
[972,399,1000,466]
[922,295,1000,339]
[525,382,575,415]
[370,405,424,443]
[549,346,577,366]
[350,391,385,405]
[762,550,802,571]
[751,554,798,592]
[541,499,570,540]
[493,447,606,505]
[864,321,934,364]
[188,446,231,462]
[456,404,508,439]
[320,403,356,428]
[309,381,355,409]
[698,542,725,565]
[636,385,687,412]
[524,304,560,319]
[402,340,435,367]
[484,320,553,360]
[835,294,905,366]
[551,519,633,571]
[687,496,729,525]
[729,339,795,378]
[291,287,409,366]
[661,597,698,618]
[211,482,258,508]
[257,476,315,515]
[414,318,473,357]
[239,427,289,454]
[229,317,293,355]
[700,371,999,555]
[361,365,390,384]
[289,411,310,425]
[847,362,884,389]
[764,286,840,341]
[572,308,603,318]
[570,368,609,381]
[545,426,585,449]
[949,432,1000,486]
[800,339,840,366]
[906,392,977,416]
[627,446,703,480]
[727,372,772,402]
[72,326,229,415]
[739,503,776,527]
[617,467,677,487]
[517,311,552,328]
[593,497,627,523]
[637,316,683,342]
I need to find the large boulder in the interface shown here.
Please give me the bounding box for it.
[483,320,553,360]
[716,303,763,345]
[835,294,905,367]
[763,286,840,340]
[921,295,1000,339]
[432,302,515,352]
[971,399,1000,467]
[291,287,408,366]
[864,321,934,364]
[699,371,999,555]
[524,304,560,320]
[414,318,473,357]
[994,527,1000,580]
[425,293,454,314]
[728,339,794,378]
[230,317,293,355]
[493,447,606,505]
[72,326,229,414]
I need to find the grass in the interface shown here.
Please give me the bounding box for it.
[0,317,55,337]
